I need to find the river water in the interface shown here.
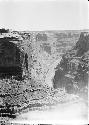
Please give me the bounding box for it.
[10,98,88,124]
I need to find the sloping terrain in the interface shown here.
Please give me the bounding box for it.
[0,29,88,123]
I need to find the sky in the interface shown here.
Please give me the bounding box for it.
[0,0,88,31]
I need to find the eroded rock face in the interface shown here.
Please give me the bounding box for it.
[53,32,89,94]
[0,37,25,80]
[75,32,89,56]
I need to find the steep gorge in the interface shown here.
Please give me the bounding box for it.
[53,32,89,96]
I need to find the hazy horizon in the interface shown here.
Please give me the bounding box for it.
[0,0,88,31]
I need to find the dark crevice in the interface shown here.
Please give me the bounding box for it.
[0,66,23,80]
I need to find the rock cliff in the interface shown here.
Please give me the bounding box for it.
[53,32,89,95]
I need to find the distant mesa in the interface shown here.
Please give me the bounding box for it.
[36,33,47,41]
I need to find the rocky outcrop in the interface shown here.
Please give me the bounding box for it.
[53,32,89,94]
[0,28,9,34]
[0,30,27,80]
[75,32,89,56]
